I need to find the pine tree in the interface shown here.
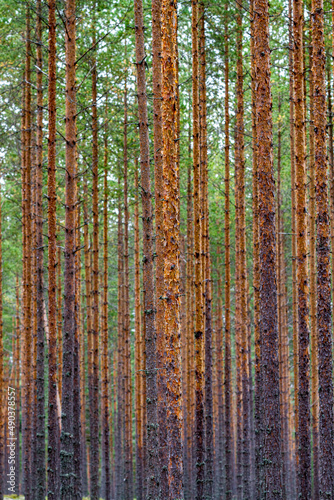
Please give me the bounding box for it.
[313,0,334,493]
[161,0,183,496]
[133,0,159,495]
[35,1,46,496]
[47,1,59,497]
[254,0,283,494]
[61,0,77,495]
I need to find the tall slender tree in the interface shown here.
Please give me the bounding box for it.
[133,0,159,495]
[224,6,233,497]
[254,0,283,495]
[293,0,311,494]
[47,1,59,498]
[161,0,183,496]
[313,0,334,494]
[192,1,205,497]
[90,5,100,496]
[35,1,45,496]
[61,0,78,496]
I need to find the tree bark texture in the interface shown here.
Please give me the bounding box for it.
[133,0,159,496]
[254,0,283,495]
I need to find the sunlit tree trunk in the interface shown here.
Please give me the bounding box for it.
[161,0,183,496]
[152,0,168,495]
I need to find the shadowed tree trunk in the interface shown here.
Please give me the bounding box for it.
[254,0,283,495]
[73,204,82,499]
[133,0,159,496]
[35,1,46,495]
[224,7,233,497]
[313,0,334,494]
[293,0,311,495]
[101,112,111,500]
[192,1,205,497]
[47,1,59,498]
[235,1,250,496]
[60,0,77,496]
[22,8,32,498]
[134,160,144,500]
[309,40,319,500]
[90,6,100,497]
[123,79,133,500]
[198,5,213,497]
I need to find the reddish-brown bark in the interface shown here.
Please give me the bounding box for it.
[309,41,319,499]
[293,0,311,494]
[152,0,168,495]
[60,0,77,495]
[101,115,111,500]
[133,0,159,495]
[314,0,334,494]
[90,11,100,497]
[224,7,233,497]
[134,160,144,500]
[253,0,283,495]
[47,1,59,497]
[192,1,205,497]
[198,5,213,496]
[123,81,133,500]
[35,2,46,495]
[22,8,32,498]
[161,0,183,495]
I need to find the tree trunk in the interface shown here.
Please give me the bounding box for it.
[161,0,183,496]
[122,79,133,500]
[293,0,311,494]
[253,0,283,495]
[192,1,205,497]
[152,0,168,496]
[61,0,77,495]
[309,41,319,500]
[224,7,233,497]
[47,1,59,497]
[73,204,83,498]
[235,2,250,496]
[101,112,111,500]
[198,5,213,497]
[90,8,100,497]
[134,160,144,500]
[116,174,124,500]
[314,0,334,494]
[133,0,159,496]
[35,1,46,495]
[22,8,32,498]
